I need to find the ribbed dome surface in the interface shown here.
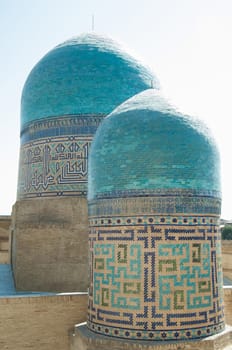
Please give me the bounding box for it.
[21,33,158,129]
[88,89,220,200]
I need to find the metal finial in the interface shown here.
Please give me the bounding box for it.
[92,14,95,31]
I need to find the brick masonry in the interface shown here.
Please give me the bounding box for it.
[0,290,232,350]
[0,293,87,350]
[221,241,232,281]
[0,216,10,264]
[11,197,89,292]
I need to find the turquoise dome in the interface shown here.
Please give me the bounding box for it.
[21,33,158,130]
[88,89,220,200]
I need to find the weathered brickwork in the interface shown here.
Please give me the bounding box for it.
[0,293,87,350]
[1,291,232,350]
[221,241,232,281]
[12,197,89,292]
[0,216,10,264]
[223,287,232,325]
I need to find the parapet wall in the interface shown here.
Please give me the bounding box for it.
[0,215,10,264]
[0,288,232,350]
[222,241,232,281]
[223,287,232,325]
[0,293,87,350]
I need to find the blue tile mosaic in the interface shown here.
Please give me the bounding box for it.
[21,33,158,129]
[21,115,104,144]
[18,34,158,199]
[87,89,224,341]
[18,115,103,198]
[88,90,221,201]
[88,212,225,341]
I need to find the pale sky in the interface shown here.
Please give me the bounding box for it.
[0,0,232,218]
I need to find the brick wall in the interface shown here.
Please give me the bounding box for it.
[0,216,10,264]
[0,290,232,350]
[224,287,232,325]
[11,198,89,292]
[222,240,232,281]
[0,293,87,350]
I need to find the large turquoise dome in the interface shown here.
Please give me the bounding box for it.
[88,89,220,200]
[21,33,158,130]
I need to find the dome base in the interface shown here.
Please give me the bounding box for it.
[71,324,232,350]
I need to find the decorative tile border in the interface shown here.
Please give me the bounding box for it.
[88,193,221,217]
[18,114,104,199]
[88,194,224,341]
[17,135,92,199]
[87,320,225,341]
[89,215,219,227]
[21,114,104,143]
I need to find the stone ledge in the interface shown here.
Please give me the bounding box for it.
[71,324,232,350]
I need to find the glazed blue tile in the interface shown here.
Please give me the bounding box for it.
[21,33,158,130]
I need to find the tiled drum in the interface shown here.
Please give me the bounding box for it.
[87,89,225,341]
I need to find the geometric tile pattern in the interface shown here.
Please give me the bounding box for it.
[158,243,211,310]
[88,198,225,341]
[88,192,221,216]
[18,115,103,199]
[20,115,103,144]
[93,243,141,310]
[89,214,220,227]
[18,135,91,198]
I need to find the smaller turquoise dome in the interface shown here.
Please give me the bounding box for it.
[21,33,158,130]
[88,89,220,200]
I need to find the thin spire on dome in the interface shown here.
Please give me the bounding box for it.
[92,14,95,31]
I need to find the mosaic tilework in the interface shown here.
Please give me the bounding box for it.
[21,33,157,128]
[20,115,103,144]
[89,214,219,227]
[88,192,221,217]
[88,199,225,341]
[18,135,91,199]
[18,115,104,199]
[88,90,220,202]
[93,243,141,309]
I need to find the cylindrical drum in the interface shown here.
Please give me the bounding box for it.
[87,89,225,341]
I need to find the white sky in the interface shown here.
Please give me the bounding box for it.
[0,0,232,218]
